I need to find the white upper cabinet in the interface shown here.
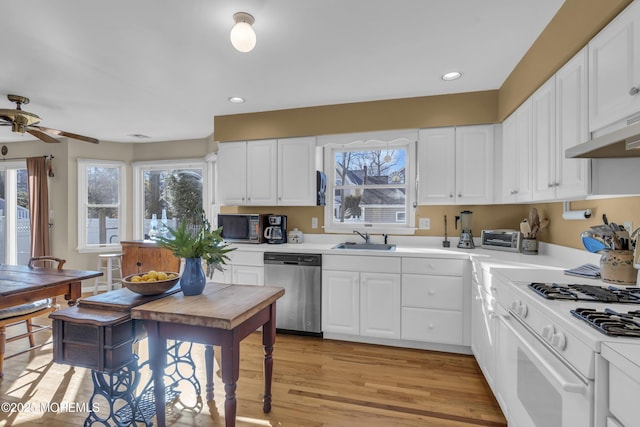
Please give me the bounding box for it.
[417,127,456,204]
[506,47,589,202]
[418,125,494,205]
[502,99,533,203]
[555,47,590,199]
[455,125,495,204]
[246,139,278,205]
[217,141,250,205]
[277,137,317,205]
[532,77,557,200]
[217,137,317,206]
[218,139,277,205]
[589,0,640,133]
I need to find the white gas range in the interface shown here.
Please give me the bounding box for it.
[487,267,640,427]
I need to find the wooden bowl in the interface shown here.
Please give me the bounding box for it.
[122,271,181,296]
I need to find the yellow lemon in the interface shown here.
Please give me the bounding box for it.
[157,272,168,281]
[147,270,158,279]
[131,276,142,282]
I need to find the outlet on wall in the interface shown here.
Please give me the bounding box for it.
[311,217,318,229]
[419,217,431,230]
[624,221,633,234]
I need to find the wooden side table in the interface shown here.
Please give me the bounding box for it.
[131,283,285,427]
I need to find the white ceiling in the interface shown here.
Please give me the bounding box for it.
[0,0,564,144]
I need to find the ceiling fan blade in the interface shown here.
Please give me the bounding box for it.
[33,125,99,144]
[26,128,60,143]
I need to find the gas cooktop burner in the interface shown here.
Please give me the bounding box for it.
[571,307,640,337]
[528,282,640,304]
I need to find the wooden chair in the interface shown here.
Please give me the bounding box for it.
[0,256,66,378]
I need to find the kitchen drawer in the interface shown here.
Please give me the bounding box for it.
[323,255,401,274]
[402,257,464,276]
[401,307,463,345]
[609,363,640,427]
[401,274,463,310]
[228,249,264,266]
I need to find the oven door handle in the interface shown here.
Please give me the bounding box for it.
[502,313,588,394]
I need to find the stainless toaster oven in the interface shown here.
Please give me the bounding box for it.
[481,229,522,252]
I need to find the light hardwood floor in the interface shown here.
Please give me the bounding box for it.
[1,314,506,426]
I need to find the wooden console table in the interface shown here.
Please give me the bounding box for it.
[131,283,285,427]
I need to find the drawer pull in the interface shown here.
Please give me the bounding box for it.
[630,86,640,96]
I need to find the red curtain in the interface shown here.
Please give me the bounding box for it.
[26,157,50,257]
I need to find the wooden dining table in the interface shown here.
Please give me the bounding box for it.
[0,264,102,310]
[130,282,285,427]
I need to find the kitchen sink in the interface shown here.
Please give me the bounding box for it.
[331,242,397,251]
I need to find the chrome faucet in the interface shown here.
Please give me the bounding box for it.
[353,230,370,243]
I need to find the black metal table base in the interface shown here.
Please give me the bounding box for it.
[84,341,204,426]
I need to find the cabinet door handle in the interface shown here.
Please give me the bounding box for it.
[630,86,640,96]
[449,194,454,198]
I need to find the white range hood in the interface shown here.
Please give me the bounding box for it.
[566,121,640,158]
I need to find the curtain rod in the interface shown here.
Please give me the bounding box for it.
[0,155,54,161]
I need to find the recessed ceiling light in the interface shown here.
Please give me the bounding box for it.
[228,96,245,103]
[442,72,462,81]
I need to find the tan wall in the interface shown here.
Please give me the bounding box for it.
[214,91,498,142]
[223,200,640,251]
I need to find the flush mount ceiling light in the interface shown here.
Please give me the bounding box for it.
[228,96,245,103]
[230,12,256,53]
[442,71,462,81]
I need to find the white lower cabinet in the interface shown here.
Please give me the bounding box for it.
[323,255,470,347]
[322,255,401,338]
[400,257,468,346]
[218,249,264,286]
[599,343,640,427]
[360,273,401,339]
[322,270,360,335]
[471,283,497,389]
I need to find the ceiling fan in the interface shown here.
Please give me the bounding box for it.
[0,94,99,144]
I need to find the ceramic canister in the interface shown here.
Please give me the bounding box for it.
[600,250,637,286]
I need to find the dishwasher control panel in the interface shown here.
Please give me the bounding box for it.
[264,252,322,266]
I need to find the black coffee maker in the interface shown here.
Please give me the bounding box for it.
[264,215,287,244]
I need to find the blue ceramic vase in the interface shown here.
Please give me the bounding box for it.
[180,257,206,296]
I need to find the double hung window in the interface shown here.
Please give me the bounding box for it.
[322,130,416,234]
[77,159,125,252]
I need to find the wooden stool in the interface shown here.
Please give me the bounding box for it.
[94,253,123,294]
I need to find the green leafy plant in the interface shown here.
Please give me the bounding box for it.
[156,212,235,277]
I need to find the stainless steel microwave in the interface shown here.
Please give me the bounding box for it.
[217,214,267,244]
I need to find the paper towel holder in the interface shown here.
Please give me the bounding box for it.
[562,201,592,220]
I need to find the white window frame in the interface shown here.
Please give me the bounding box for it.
[131,158,209,240]
[77,158,126,253]
[320,130,417,235]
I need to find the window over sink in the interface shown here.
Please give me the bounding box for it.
[320,130,416,234]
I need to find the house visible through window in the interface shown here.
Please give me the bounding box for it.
[78,159,125,252]
[323,131,416,233]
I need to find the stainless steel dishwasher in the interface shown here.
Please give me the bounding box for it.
[263,252,322,336]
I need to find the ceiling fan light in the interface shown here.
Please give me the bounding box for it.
[230,12,256,53]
